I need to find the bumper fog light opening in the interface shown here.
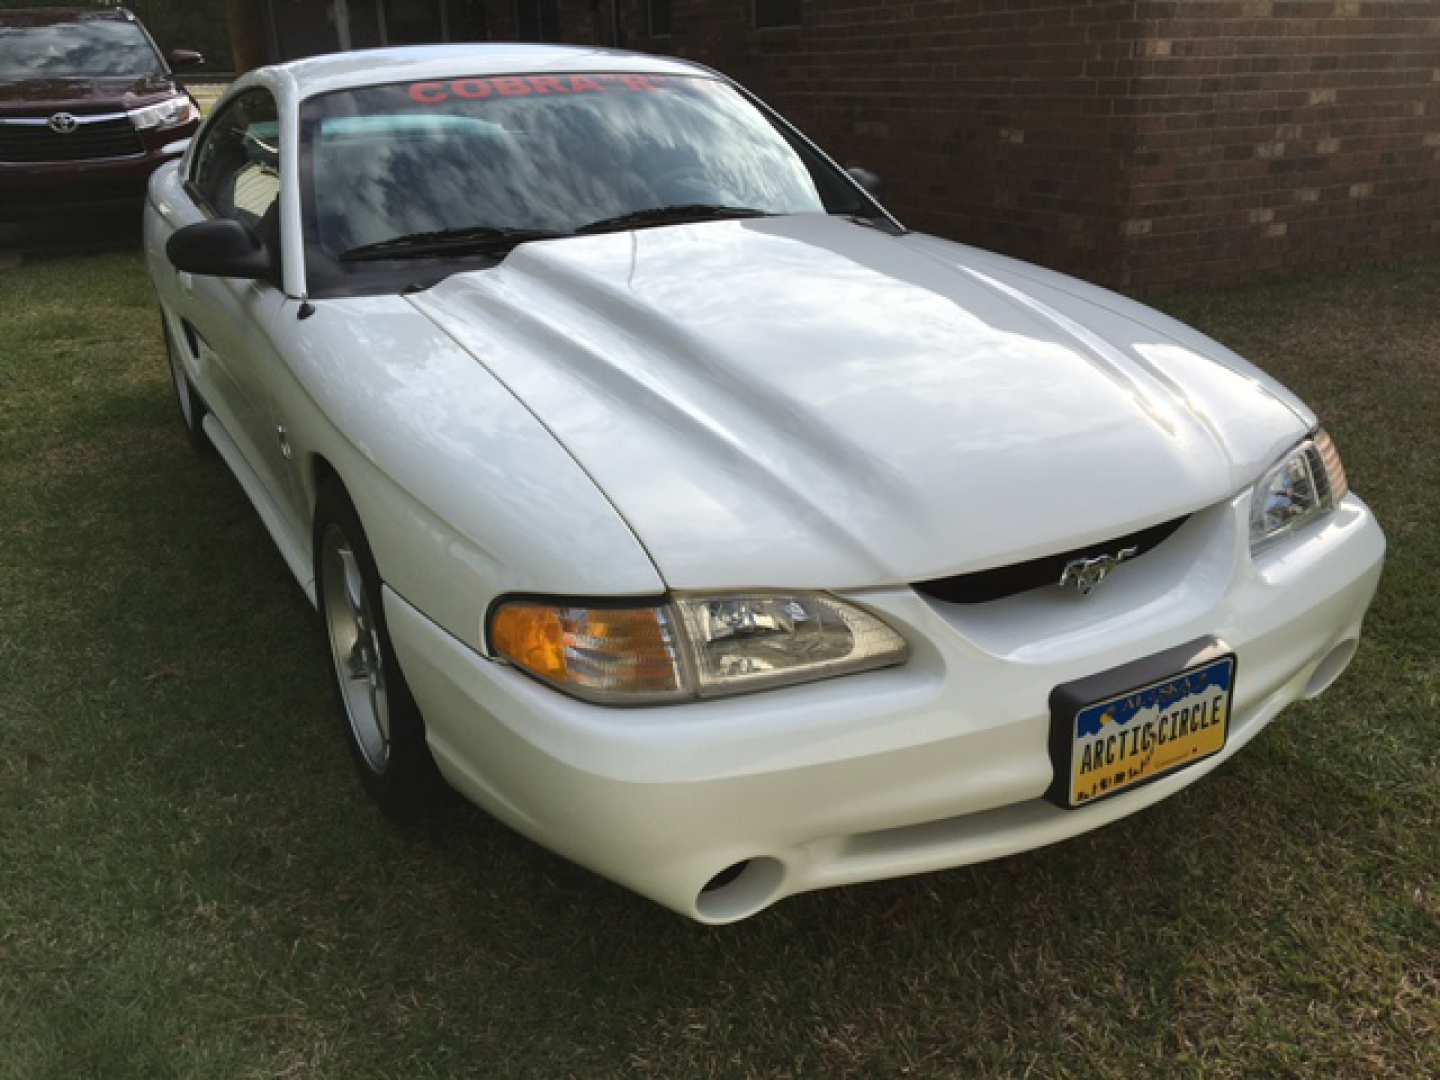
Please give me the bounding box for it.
[1304,638,1358,699]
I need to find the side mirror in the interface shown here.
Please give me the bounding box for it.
[847,166,884,200]
[168,49,205,70]
[167,218,272,279]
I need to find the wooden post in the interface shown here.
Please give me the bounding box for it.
[224,0,269,73]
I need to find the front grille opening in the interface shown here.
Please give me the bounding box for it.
[913,514,1190,605]
[0,119,143,164]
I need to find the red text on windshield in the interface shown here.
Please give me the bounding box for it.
[408,74,668,106]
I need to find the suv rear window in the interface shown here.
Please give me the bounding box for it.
[0,18,164,78]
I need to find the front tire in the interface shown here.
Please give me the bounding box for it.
[161,316,212,455]
[314,480,441,820]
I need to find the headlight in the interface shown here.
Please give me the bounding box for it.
[488,593,908,704]
[128,94,200,132]
[1249,428,1348,551]
[677,594,908,697]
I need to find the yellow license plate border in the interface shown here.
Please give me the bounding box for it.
[1045,638,1238,810]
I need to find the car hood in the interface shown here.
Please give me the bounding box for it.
[410,215,1311,590]
[0,74,176,114]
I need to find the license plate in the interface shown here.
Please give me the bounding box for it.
[1047,642,1236,809]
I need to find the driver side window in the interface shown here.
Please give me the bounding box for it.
[191,89,281,233]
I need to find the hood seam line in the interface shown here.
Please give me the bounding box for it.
[403,292,673,594]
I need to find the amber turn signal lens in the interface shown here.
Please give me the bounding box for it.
[490,604,568,681]
[489,602,686,703]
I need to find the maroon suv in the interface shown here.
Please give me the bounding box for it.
[0,6,203,239]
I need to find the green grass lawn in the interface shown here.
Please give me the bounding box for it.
[1,252,1436,1079]
[187,82,228,116]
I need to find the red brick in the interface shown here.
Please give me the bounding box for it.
[484,0,1440,289]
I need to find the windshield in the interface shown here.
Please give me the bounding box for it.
[0,19,164,79]
[300,73,873,276]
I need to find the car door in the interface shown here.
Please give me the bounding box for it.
[175,88,300,521]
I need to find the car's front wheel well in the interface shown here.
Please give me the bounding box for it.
[312,475,444,818]
[308,453,340,513]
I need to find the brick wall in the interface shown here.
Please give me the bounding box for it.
[488,1,1440,290]
[1118,1,1440,289]
[623,1,1145,284]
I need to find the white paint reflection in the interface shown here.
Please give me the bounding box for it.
[411,215,1249,584]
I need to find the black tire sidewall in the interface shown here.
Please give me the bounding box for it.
[160,316,212,455]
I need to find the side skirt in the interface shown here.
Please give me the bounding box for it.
[200,412,318,607]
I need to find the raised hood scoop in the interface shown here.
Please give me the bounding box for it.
[410,215,1307,591]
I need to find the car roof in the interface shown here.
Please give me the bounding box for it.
[0,7,134,26]
[274,43,714,99]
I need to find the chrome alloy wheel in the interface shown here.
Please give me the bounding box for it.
[321,523,390,773]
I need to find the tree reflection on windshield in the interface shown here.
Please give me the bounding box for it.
[0,21,163,78]
[303,74,867,259]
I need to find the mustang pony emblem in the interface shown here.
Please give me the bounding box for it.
[1059,546,1140,596]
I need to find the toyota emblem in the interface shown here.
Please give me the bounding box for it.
[47,112,79,134]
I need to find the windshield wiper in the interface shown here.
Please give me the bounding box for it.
[340,225,567,262]
[342,207,774,259]
[837,211,907,235]
[575,204,775,235]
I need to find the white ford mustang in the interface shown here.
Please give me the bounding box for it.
[145,44,1385,923]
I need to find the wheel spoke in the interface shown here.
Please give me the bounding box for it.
[367,631,389,740]
[323,523,391,774]
[338,546,366,621]
[368,681,389,744]
[345,636,370,680]
[369,639,385,691]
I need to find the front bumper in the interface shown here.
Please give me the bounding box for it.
[0,123,195,226]
[385,493,1385,923]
